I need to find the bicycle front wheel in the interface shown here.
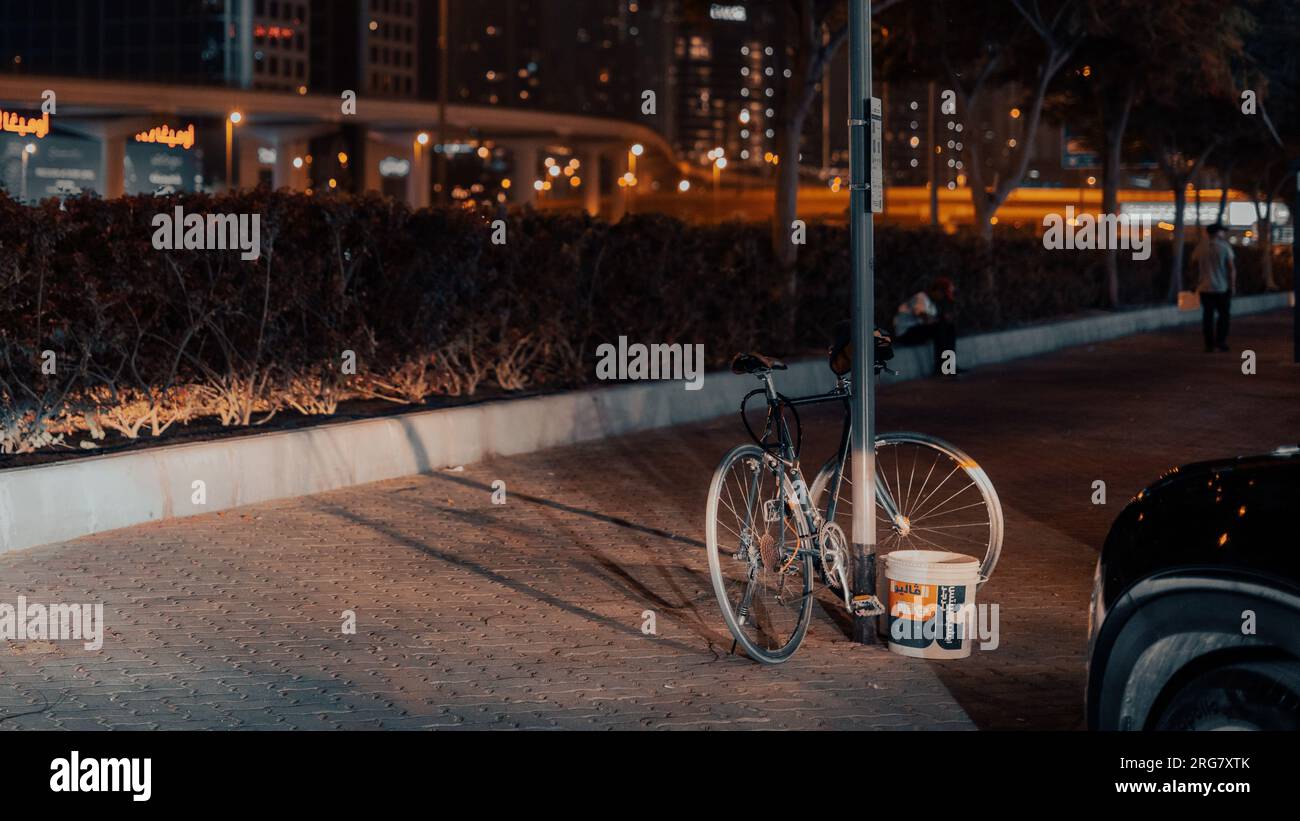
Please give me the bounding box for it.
[810,433,1003,584]
[704,443,813,664]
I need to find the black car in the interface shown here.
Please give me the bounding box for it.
[1087,446,1300,730]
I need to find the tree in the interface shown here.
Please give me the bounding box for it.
[1045,0,1172,307]
[766,0,905,320]
[704,0,907,331]
[1240,155,1294,289]
[970,1,1084,245]
[884,0,1084,282]
[1228,0,1300,290]
[1128,1,1253,301]
[771,1,850,275]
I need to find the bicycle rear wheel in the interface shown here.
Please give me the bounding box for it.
[704,443,814,664]
[810,433,1003,584]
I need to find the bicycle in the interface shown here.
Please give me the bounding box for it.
[703,334,1004,664]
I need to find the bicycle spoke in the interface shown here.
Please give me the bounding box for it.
[913,521,992,531]
[907,464,962,519]
[903,444,921,514]
[909,498,987,524]
[911,479,977,524]
[715,519,743,545]
[893,448,903,521]
[878,462,897,512]
[897,528,951,551]
[911,525,994,549]
[718,482,744,523]
[913,449,942,514]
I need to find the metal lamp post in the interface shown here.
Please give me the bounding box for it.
[21,143,36,202]
[226,111,243,192]
[848,0,881,642]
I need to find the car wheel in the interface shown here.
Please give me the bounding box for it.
[1152,660,1300,731]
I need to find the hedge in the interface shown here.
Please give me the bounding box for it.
[0,190,1288,455]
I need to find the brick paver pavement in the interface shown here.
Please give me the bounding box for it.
[1,310,1296,730]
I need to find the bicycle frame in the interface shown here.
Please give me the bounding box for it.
[747,372,901,537]
[744,371,900,612]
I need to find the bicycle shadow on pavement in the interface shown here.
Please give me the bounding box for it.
[311,485,750,660]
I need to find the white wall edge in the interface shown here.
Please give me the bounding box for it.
[0,293,1289,555]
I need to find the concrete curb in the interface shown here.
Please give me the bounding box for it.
[0,294,1290,555]
[880,291,1293,382]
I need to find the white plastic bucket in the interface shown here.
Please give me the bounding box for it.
[884,550,981,660]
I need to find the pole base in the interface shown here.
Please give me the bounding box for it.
[851,594,884,616]
[852,542,879,645]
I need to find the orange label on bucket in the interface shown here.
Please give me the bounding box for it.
[889,581,937,621]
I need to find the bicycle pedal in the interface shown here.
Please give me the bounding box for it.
[850,595,885,617]
[762,499,782,523]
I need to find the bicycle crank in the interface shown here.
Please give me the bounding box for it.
[817,521,850,592]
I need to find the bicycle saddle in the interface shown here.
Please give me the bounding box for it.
[731,352,787,375]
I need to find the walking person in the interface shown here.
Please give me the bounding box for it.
[894,276,958,375]
[1191,223,1236,353]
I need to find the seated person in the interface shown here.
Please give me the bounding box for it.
[893,277,957,375]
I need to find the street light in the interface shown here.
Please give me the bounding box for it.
[20,143,36,202]
[628,143,644,179]
[409,133,432,208]
[226,111,244,191]
[712,154,727,218]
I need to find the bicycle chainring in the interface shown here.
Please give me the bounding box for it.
[818,521,849,591]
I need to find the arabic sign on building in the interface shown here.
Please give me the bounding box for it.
[1,108,51,139]
[125,142,202,195]
[1,133,101,198]
[135,123,196,150]
[2,130,202,198]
